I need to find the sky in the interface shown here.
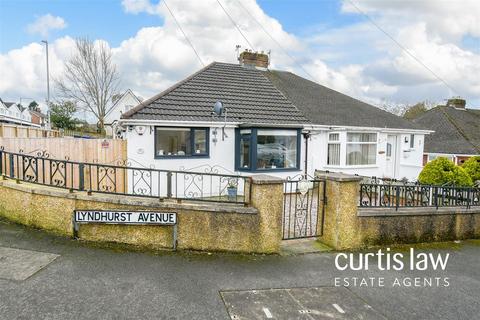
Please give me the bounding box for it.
[0,0,479,118]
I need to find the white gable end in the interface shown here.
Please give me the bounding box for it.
[105,90,140,125]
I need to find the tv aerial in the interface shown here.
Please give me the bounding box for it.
[212,101,228,141]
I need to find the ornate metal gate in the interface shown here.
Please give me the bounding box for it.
[282,176,326,240]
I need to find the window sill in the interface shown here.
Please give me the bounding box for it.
[237,167,301,173]
[154,155,210,159]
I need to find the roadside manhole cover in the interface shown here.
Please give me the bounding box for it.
[0,247,59,281]
[220,287,386,319]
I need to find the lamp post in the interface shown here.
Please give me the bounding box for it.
[41,40,51,129]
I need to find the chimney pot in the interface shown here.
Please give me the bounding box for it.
[446,98,466,109]
[238,50,269,70]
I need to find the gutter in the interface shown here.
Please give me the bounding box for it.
[307,124,433,134]
[119,119,305,129]
[118,119,239,128]
[118,119,431,134]
[238,122,304,129]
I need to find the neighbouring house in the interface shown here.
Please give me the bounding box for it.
[119,51,430,182]
[0,98,37,127]
[104,89,141,137]
[29,109,48,127]
[412,98,480,165]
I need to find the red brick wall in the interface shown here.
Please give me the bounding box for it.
[456,156,471,165]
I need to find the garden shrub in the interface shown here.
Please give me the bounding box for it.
[462,156,480,183]
[418,157,473,186]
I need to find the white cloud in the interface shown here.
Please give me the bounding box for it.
[27,14,67,37]
[115,0,304,97]
[121,0,160,15]
[341,0,480,42]
[1,0,479,117]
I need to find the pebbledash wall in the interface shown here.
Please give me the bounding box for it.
[315,171,480,250]
[1,170,478,253]
[0,175,284,254]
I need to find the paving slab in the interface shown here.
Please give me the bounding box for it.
[0,246,59,281]
[280,239,332,255]
[221,287,386,320]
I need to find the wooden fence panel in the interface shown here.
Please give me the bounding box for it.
[0,124,61,138]
[0,138,125,162]
[0,138,127,192]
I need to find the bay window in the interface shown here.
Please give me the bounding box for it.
[155,127,209,158]
[236,128,300,171]
[346,133,377,165]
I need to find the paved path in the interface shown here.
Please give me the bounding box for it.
[0,219,479,319]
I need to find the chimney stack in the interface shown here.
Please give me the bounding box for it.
[238,50,269,70]
[446,98,466,109]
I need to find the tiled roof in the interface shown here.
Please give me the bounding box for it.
[0,98,19,109]
[413,106,480,154]
[123,62,423,130]
[263,70,422,130]
[123,62,308,125]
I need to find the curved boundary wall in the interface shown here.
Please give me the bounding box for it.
[0,175,284,254]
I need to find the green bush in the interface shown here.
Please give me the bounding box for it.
[418,157,473,186]
[462,156,480,182]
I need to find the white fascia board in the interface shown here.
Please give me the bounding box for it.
[118,120,432,134]
[119,119,305,129]
[426,152,479,157]
[307,124,433,134]
[118,119,240,128]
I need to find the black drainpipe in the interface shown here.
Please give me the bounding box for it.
[302,131,311,177]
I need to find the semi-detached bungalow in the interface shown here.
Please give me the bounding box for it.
[119,51,430,181]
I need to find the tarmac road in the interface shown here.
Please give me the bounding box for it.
[0,219,479,320]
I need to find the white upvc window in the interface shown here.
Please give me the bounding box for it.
[346,132,377,165]
[327,133,341,165]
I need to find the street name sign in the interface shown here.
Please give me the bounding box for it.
[74,210,177,225]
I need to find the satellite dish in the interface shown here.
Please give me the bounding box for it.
[212,101,228,141]
[213,101,224,116]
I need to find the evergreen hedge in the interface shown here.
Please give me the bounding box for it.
[462,156,480,183]
[418,157,473,186]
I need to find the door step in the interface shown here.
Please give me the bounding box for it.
[280,238,332,255]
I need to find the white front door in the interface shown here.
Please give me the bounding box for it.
[385,135,397,178]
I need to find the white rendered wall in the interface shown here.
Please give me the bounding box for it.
[124,124,426,191]
[307,130,425,181]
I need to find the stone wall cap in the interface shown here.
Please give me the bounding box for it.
[250,174,284,184]
[315,170,363,182]
[0,179,258,215]
[358,206,480,217]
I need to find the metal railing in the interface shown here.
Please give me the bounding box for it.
[359,177,480,209]
[0,148,249,205]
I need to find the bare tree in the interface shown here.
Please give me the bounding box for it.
[56,38,119,130]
